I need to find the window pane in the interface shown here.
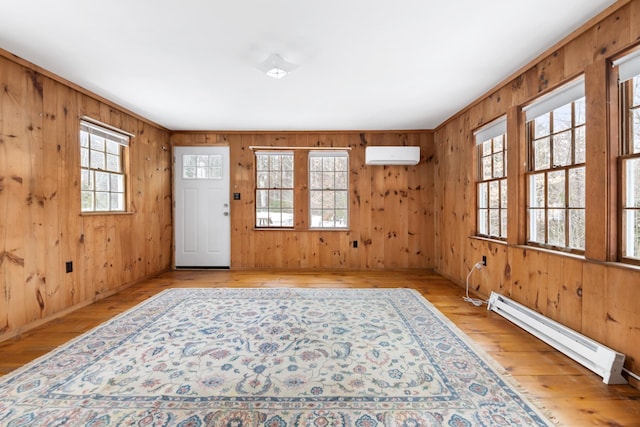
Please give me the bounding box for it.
[335,210,348,227]
[552,131,572,167]
[257,155,270,170]
[569,167,585,208]
[493,136,503,153]
[482,156,492,180]
[184,154,196,167]
[90,150,105,170]
[309,171,322,190]
[110,193,124,211]
[625,158,640,208]
[310,209,323,227]
[553,103,572,132]
[493,153,503,177]
[183,167,196,179]
[534,137,550,170]
[548,208,565,247]
[529,173,545,208]
[569,209,585,250]
[110,173,124,193]
[310,157,323,171]
[632,109,640,154]
[81,191,94,211]
[335,157,348,171]
[270,171,282,188]
[256,190,269,209]
[106,153,120,172]
[282,155,294,171]
[95,171,110,191]
[324,190,335,209]
[500,179,508,209]
[534,114,550,138]
[489,209,500,237]
[336,191,348,209]
[547,170,565,208]
[80,131,89,147]
[95,192,110,211]
[81,147,89,168]
[500,209,508,238]
[478,182,488,209]
[106,140,121,155]
[323,172,335,190]
[281,171,293,188]
[90,135,105,151]
[322,157,335,171]
[281,190,293,209]
[623,209,640,259]
[489,180,500,208]
[633,76,640,106]
[482,140,492,156]
[478,209,488,235]
[335,172,348,190]
[310,190,323,209]
[575,126,586,164]
[529,208,546,243]
[575,97,586,126]
[81,169,93,190]
[257,172,269,189]
[270,155,281,170]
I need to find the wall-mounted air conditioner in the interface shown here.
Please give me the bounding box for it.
[365,146,420,165]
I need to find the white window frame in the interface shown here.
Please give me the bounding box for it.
[475,117,507,240]
[524,78,586,252]
[80,119,130,213]
[255,151,294,228]
[308,150,349,229]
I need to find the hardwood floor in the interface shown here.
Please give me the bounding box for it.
[1,269,639,426]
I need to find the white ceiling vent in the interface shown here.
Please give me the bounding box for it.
[365,146,420,165]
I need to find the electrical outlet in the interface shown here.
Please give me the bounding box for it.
[65,261,73,273]
[353,240,358,248]
[482,255,487,266]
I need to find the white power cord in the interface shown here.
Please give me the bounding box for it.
[464,261,487,306]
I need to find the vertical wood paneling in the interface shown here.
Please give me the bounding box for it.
[434,0,640,378]
[0,53,171,343]
[172,130,434,270]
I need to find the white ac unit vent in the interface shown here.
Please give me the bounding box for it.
[365,146,420,165]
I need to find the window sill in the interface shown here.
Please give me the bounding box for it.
[80,211,136,217]
[253,227,351,232]
[469,235,507,245]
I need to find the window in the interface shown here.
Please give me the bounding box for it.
[616,50,640,262]
[309,151,349,228]
[255,151,294,227]
[80,120,129,212]
[524,78,586,251]
[182,154,223,179]
[475,117,507,239]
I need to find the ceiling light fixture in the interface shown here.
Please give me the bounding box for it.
[260,53,296,79]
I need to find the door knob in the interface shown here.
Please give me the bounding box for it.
[224,212,229,216]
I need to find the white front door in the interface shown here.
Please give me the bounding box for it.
[174,146,230,267]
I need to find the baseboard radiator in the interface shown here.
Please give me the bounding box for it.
[487,292,627,385]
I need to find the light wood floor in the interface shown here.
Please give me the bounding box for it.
[1,269,639,426]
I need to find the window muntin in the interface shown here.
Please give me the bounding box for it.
[477,132,507,239]
[309,151,349,229]
[80,120,129,212]
[620,73,640,261]
[526,96,586,251]
[255,151,294,228]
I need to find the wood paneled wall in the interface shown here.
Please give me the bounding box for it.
[434,0,640,379]
[171,132,434,269]
[0,52,172,342]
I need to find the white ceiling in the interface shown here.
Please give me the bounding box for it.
[0,0,617,131]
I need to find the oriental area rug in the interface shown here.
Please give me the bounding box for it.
[0,288,552,426]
